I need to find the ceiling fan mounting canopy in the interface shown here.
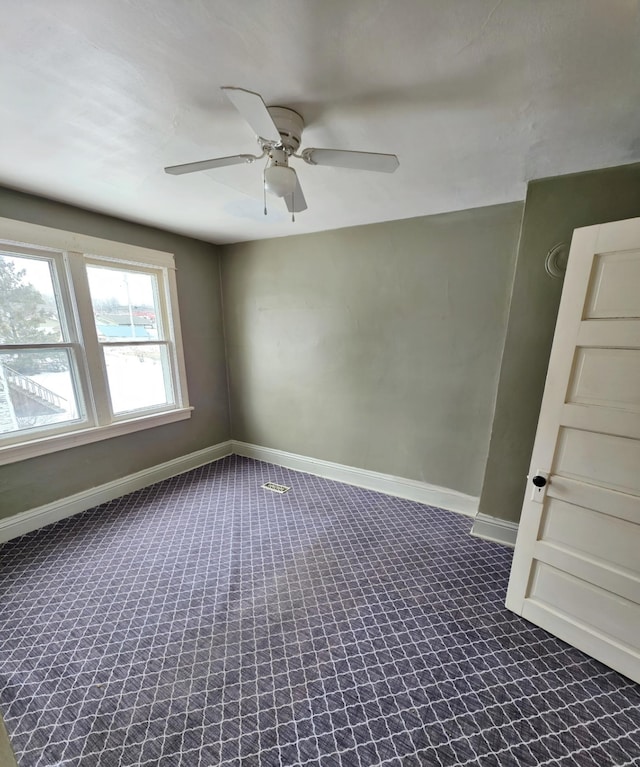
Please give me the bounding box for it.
[164,87,399,215]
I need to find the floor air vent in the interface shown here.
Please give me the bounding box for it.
[261,482,290,494]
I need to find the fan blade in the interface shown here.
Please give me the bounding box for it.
[302,148,399,173]
[164,154,256,175]
[221,87,281,143]
[285,172,307,213]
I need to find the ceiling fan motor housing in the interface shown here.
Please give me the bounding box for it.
[266,106,304,152]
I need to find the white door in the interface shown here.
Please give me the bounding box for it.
[506,216,640,684]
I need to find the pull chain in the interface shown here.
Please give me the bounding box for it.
[263,175,267,216]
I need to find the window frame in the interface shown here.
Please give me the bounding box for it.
[0,218,192,466]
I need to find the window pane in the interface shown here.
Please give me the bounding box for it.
[86,265,162,342]
[103,344,173,415]
[0,349,81,435]
[0,253,63,343]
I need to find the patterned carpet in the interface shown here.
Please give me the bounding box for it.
[0,456,639,767]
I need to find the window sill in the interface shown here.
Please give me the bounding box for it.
[0,407,193,466]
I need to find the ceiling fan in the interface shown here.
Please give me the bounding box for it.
[164,87,400,216]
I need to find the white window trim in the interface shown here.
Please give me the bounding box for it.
[0,407,193,465]
[0,217,192,466]
[0,218,175,269]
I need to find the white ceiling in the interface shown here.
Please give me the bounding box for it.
[1,0,639,244]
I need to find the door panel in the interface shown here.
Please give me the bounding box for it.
[577,319,640,347]
[507,217,640,683]
[547,476,639,524]
[554,428,640,495]
[567,348,640,411]
[540,498,640,574]
[527,563,639,649]
[532,540,639,604]
[585,250,640,317]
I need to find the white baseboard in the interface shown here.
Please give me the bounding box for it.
[470,512,519,547]
[0,441,233,543]
[2,440,490,545]
[231,440,479,517]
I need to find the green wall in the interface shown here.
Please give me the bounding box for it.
[479,162,640,523]
[221,203,523,497]
[0,713,17,767]
[5,162,638,528]
[0,187,229,519]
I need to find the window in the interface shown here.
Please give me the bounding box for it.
[0,218,190,465]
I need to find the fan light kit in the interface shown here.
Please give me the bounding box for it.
[165,87,399,219]
[263,150,296,197]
